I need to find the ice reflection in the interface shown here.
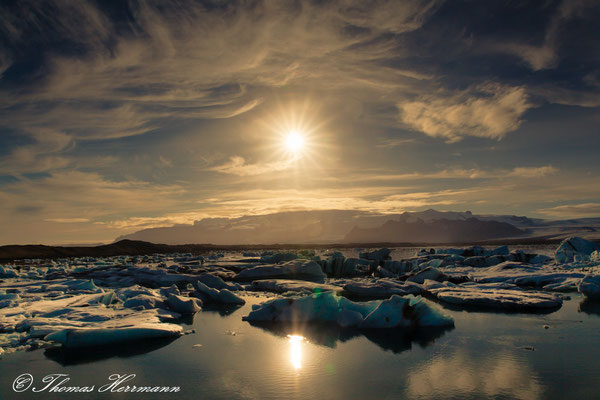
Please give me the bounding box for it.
[406,350,542,400]
[288,335,305,370]
[247,321,452,354]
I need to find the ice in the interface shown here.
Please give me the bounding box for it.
[337,309,364,328]
[555,236,600,263]
[578,275,600,300]
[359,248,391,262]
[406,267,450,284]
[343,279,425,298]
[197,273,242,291]
[249,279,341,294]
[192,281,245,305]
[243,291,453,329]
[235,260,326,281]
[45,317,182,348]
[123,294,166,310]
[429,284,563,310]
[362,295,454,328]
[259,252,298,264]
[166,294,202,314]
[0,266,18,278]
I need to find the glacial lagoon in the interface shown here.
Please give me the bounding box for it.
[1,242,599,399]
[1,293,599,399]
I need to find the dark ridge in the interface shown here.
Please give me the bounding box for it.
[2,237,599,262]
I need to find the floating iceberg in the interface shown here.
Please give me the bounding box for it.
[45,321,183,348]
[242,291,453,329]
[578,275,600,300]
[555,236,600,263]
[249,279,341,294]
[429,284,563,310]
[235,260,326,281]
[192,281,245,305]
[166,294,202,314]
[343,279,425,298]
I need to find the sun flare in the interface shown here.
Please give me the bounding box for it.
[285,131,305,154]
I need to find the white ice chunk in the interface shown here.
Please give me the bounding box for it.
[166,294,202,314]
[250,279,341,294]
[243,292,453,329]
[193,282,245,304]
[343,279,425,298]
[406,267,449,284]
[45,321,182,348]
[430,285,563,310]
[578,275,600,300]
[555,236,600,263]
[235,260,326,281]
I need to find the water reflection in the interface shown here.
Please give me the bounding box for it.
[201,303,244,316]
[44,337,178,366]
[406,350,542,400]
[578,299,600,316]
[288,335,305,370]
[247,321,452,354]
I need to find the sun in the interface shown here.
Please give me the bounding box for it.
[284,131,305,154]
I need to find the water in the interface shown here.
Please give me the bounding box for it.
[1,294,599,399]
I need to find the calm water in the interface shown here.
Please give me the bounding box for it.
[1,293,599,399]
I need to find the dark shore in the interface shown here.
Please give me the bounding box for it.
[2,237,597,262]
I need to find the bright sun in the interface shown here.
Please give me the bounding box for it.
[285,131,305,153]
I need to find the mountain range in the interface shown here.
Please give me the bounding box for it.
[116,209,600,245]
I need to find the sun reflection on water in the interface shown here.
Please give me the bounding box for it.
[288,334,305,370]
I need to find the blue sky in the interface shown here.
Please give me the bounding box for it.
[0,0,599,244]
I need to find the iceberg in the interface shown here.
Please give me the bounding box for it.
[429,284,563,310]
[192,281,245,305]
[555,236,600,263]
[343,279,425,298]
[249,279,341,294]
[235,260,326,281]
[242,291,453,329]
[166,294,202,314]
[45,323,182,348]
[578,275,600,300]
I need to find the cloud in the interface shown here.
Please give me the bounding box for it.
[489,0,599,71]
[208,156,294,176]
[537,203,600,218]
[507,166,558,178]
[407,350,542,400]
[44,218,90,223]
[398,84,533,141]
[349,165,559,182]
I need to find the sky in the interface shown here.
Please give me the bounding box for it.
[0,0,599,245]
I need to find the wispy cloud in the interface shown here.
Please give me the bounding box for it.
[44,218,90,223]
[208,156,294,176]
[537,203,600,218]
[398,84,533,141]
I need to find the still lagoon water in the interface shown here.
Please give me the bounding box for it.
[1,291,599,399]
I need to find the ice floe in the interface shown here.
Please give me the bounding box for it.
[429,284,563,310]
[555,236,600,263]
[242,291,453,329]
[235,260,326,281]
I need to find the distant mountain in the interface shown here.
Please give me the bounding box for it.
[343,216,526,244]
[117,210,392,245]
[116,208,600,245]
